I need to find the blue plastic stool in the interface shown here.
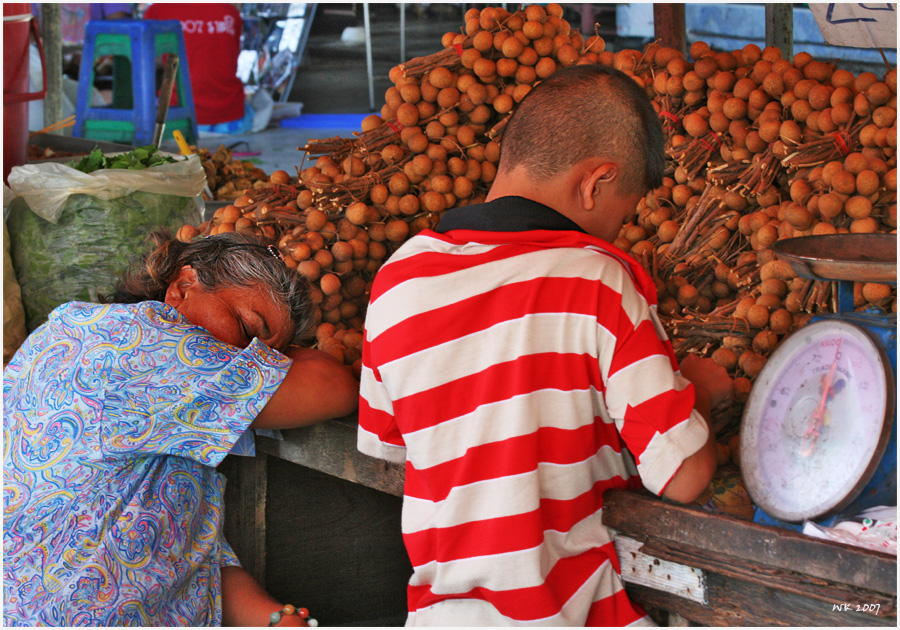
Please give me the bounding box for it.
[73,20,198,146]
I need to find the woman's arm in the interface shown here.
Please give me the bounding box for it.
[251,347,359,430]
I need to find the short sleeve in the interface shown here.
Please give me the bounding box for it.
[99,303,291,467]
[219,535,242,568]
[604,288,709,496]
[358,337,406,464]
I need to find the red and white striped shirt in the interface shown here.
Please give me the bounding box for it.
[358,197,708,626]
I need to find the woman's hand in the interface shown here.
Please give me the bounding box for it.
[251,347,359,430]
[272,613,308,627]
[220,566,310,627]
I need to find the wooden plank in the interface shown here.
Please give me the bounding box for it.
[625,570,896,627]
[255,417,405,497]
[765,4,793,61]
[220,453,268,586]
[653,4,686,55]
[603,490,897,596]
[613,534,707,604]
[639,537,895,617]
[615,530,893,626]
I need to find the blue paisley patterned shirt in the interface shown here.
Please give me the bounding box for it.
[3,301,291,626]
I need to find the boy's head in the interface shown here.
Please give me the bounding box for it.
[497,64,665,196]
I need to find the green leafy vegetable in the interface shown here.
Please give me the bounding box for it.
[7,192,200,331]
[68,145,182,174]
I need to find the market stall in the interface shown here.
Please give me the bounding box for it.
[4,2,897,627]
[206,3,896,625]
[222,425,898,626]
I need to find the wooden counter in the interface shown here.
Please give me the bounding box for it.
[222,418,897,627]
[219,416,409,626]
[221,415,403,585]
[602,489,897,627]
[255,415,405,497]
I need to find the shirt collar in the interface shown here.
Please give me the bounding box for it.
[434,196,586,234]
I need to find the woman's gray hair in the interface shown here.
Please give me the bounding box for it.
[108,230,313,348]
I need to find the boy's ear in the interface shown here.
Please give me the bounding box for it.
[580,162,619,211]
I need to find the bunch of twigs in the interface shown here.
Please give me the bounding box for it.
[708,146,783,197]
[781,115,869,170]
[668,130,728,179]
[663,183,726,259]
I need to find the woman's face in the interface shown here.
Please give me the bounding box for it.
[165,266,293,351]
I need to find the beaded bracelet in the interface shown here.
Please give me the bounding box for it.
[268,604,318,627]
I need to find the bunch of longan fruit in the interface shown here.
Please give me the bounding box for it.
[175,4,896,394]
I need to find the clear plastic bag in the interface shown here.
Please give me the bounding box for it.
[6,158,204,331]
[7,154,205,224]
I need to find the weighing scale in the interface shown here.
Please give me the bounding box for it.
[740,234,897,531]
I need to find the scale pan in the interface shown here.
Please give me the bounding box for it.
[773,234,896,283]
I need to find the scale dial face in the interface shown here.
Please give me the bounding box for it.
[740,319,894,523]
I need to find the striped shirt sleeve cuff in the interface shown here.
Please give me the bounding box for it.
[357,425,407,464]
[636,410,710,496]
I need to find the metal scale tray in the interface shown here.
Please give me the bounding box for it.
[772,233,897,284]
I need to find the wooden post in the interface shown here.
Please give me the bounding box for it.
[399,2,406,63]
[40,3,64,133]
[765,4,793,60]
[363,3,375,112]
[653,4,686,56]
[580,3,597,36]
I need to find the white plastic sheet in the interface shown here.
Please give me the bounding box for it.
[803,506,897,555]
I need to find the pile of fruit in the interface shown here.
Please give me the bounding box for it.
[174,3,897,464]
[198,144,270,200]
[624,42,896,464]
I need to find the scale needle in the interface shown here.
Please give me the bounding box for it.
[800,339,842,457]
